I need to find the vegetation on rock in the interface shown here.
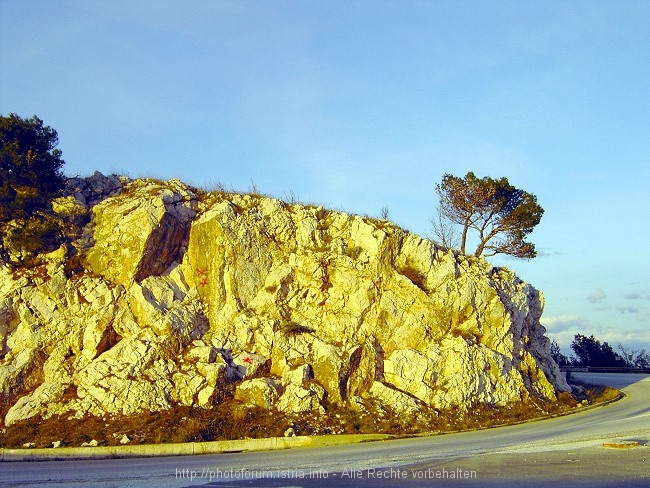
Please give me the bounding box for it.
[434,172,544,258]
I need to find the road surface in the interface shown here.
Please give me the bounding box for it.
[0,373,648,487]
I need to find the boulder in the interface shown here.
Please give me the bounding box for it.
[369,381,421,414]
[232,352,270,379]
[282,364,313,386]
[234,378,281,410]
[276,383,326,414]
[64,171,125,207]
[85,179,197,286]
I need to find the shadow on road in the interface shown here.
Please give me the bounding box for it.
[186,474,648,488]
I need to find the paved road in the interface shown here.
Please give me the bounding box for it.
[1,373,648,487]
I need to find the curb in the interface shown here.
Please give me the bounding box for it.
[0,433,393,462]
[602,441,642,449]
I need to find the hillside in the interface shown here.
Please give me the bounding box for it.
[0,173,573,446]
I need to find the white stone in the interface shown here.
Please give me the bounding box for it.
[282,364,313,386]
[232,352,269,379]
[369,382,421,414]
[234,378,282,410]
[276,383,326,414]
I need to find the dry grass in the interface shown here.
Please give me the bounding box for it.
[0,386,614,449]
[399,266,427,292]
[582,385,621,403]
[568,374,622,405]
[0,402,289,449]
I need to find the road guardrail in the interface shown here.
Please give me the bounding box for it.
[560,366,650,374]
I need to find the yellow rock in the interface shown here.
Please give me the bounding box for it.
[0,177,569,426]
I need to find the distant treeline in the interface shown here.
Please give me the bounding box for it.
[551,334,649,369]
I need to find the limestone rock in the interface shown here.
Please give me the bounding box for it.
[82,319,120,361]
[234,378,281,410]
[276,383,326,414]
[4,382,67,426]
[0,177,570,427]
[282,364,313,386]
[51,195,87,217]
[233,352,270,379]
[186,341,216,363]
[369,381,421,414]
[65,171,126,207]
[85,179,198,286]
[171,371,206,406]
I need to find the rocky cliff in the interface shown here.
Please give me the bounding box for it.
[0,174,569,429]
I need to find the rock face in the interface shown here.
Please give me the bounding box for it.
[0,176,569,426]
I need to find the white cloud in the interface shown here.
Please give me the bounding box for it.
[540,314,589,332]
[617,305,639,315]
[587,287,606,304]
[636,311,650,322]
[541,314,650,353]
[624,290,650,301]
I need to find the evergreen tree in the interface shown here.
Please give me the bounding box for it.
[570,334,624,367]
[0,113,66,222]
[434,172,544,258]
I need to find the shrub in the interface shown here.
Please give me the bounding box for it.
[2,215,63,265]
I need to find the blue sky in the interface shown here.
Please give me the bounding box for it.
[2,0,649,355]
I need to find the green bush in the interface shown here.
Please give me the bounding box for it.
[2,216,63,265]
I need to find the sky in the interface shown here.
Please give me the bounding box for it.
[1,0,649,356]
